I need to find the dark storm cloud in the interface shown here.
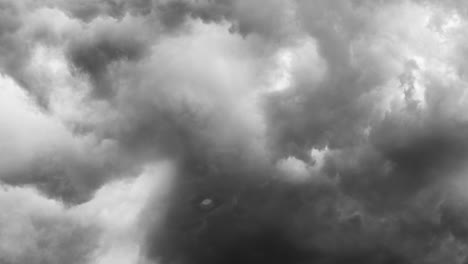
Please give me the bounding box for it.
[60,0,297,42]
[57,0,153,22]
[0,1,35,97]
[4,0,468,263]
[264,0,468,206]
[106,1,468,264]
[264,0,393,160]
[137,1,468,264]
[66,17,151,98]
[156,0,292,37]
[0,146,134,204]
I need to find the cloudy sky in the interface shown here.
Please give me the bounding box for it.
[4,0,468,263]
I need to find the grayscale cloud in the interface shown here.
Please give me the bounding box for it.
[3,0,468,263]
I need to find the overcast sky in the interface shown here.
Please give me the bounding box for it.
[3,0,468,263]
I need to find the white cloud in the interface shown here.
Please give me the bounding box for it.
[73,162,175,264]
[0,74,73,175]
[0,161,174,264]
[0,184,98,264]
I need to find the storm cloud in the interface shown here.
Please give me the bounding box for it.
[3,0,468,263]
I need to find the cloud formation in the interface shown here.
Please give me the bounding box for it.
[4,0,468,263]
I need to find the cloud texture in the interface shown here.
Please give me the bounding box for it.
[4,0,468,263]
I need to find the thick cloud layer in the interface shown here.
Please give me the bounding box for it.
[4,0,468,263]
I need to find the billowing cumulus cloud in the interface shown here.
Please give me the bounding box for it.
[0,184,99,264]
[4,0,468,263]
